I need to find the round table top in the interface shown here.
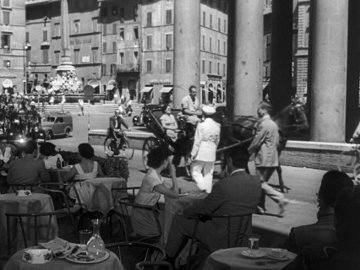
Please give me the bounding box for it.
[204,247,296,270]
[3,249,123,270]
[0,193,52,203]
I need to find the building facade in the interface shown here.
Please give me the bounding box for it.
[0,0,26,94]
[140,0,228,105]
[26,0,101,93]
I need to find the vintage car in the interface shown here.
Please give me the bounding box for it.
[41,111,73,139]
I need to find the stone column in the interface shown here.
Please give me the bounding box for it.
[269,0,292,115]
[173,0,200,109]
[227,0,263,119]
[61,0,71,63]
[310,0,348,142]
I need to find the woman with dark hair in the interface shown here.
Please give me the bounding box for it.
[63,143,104,203]
[38,142,64,169]
[160,104,178,142]
[131,144,179,237]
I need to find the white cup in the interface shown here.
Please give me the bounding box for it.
[22,249,52,264]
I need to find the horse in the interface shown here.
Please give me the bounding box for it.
[220,101,309,192]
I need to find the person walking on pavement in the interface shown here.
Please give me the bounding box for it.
[248,102,288,216]
[190,105,220,193]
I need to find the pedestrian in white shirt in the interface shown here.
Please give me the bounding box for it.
[190,105,220,193]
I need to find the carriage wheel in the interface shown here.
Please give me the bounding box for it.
[142,137,161,170]
[120,140,134,160]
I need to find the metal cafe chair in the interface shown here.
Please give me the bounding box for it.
[135,261,173,270]
[8,183,40,192]
[186,213,252,268]
[106,241,166,270]
[6,211,59,256]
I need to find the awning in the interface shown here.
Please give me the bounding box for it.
[141,86,153,93]
[159,86,173,93]
[263,82,269,90]
[2,79,13,88]
[88,80,100,88]
[106,84,115,91]
[40,41,50,47]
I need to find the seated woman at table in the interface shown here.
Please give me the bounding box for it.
[131,145,179,237]
[160,104,179,142]
[62,143,104,204]
[38,142,64,169]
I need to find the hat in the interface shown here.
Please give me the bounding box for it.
[202,105,216,116]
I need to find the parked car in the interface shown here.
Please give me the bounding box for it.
[41,112,73,140]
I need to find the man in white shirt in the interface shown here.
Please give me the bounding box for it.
[190,105,220,193]
[181,85,202,125]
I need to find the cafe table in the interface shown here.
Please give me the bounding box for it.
[3,249,124,270]
[203,247,296,270]
[0,193,58,256]
[74,177,127,215]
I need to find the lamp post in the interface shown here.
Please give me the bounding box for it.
[23,44,28,95]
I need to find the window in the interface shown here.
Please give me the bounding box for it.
[217,62,220,75]
[223,63,226,76]
[202,60,205,74]
[134,51,138,62]
[120,28,124,40]
[3,10,10,25]
[2,0,10,8]
[54,51,60,65]
[74,49,79,64]
[202,11,205,26]
[146,12,152,26]
[42,48,49,64]
[3,60,10,67]
[101,6,107,17]
[146,35,152,50]
[146,60,152,72]
[26,32,29,43]
[54,23,60,37]
[165,59,171,73]
[112,42,117,53]
[73,20,80,34]
[103,23,107,35]
[92,18,97,32]
[113,24,117,35]
[112,6,118,16]
[101,64,106,76]
[1,32,10,50]
[210,14,212,28]
[224,19,226,33]
[92,47,98,62]
[134,5,138,21]
[218,18,221,31]
[165,34,172,50]
[110,64,116,75]
[217,39,220,53]
[209,37,212,52]
[209,61,212,74]
[202,35,205,50]
[223,41,226,55]
[120,52,124,64]
[119,8,124,22]
[133,27,139,40]
[103,42,107,53]
[165,10,172,24]
[43,30,48,41]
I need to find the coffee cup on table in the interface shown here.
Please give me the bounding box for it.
[247,234,260,250]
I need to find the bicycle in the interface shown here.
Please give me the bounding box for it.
[104,130,134,159]
[337,143,360,183]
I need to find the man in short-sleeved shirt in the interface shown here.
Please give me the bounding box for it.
[181,85,202,125]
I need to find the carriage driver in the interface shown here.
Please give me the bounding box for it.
[181,85,202,125]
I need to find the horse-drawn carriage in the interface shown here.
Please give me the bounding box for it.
[141,101,308,190]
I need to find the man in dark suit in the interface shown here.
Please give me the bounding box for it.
[165,146,261,265]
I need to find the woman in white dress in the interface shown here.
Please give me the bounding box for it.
[63,143,104,206]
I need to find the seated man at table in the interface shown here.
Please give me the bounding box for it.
[165,145,261,267]
[7,139,50,186]
[284,170,354,269]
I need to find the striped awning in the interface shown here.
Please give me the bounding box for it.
[159,86,173,93]
[141,86,153,93]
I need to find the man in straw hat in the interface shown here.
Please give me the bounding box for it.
[190,105,220,193]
